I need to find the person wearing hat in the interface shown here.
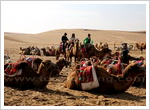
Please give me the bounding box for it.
[61,33,69,52]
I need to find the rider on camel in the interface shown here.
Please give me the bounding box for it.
[82,34,93,55]
[68,33,76,50]
[83,34,92,46]
[61,33,69,52]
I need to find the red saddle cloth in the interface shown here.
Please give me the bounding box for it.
[78,65,93,83]
[4,63,19,75]
[59,43,63,51]
[81,48,86,53]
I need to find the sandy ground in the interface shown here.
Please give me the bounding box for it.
[4,29,146,106]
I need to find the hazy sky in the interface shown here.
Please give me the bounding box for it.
[1,1,146,34]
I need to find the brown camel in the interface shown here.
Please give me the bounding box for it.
[98,42,104,50]
[95,43,99,50]
[21,57,70,77]
[80,44,112,59]
[48,46,56,56]
[28,58,70,76]
[41,48,51,56]
[64,63,146,94]
[50,58,71,76]
[4,60,55,90]
[135,43,146,54]
[55,46,66,60]
[30,47,41,56]
[19,46,32,55]
[66,38,81,64]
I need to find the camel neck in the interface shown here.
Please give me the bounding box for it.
[34,63,51,88]
[56,61,64,71]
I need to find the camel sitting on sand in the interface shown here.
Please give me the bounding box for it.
[80,44,112,59]
[19,57,70,77]
[4,60,55,90]
[19,46,32,55]
[30,47,41,56]
[64,62,146,94]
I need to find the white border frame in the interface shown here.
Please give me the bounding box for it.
[1,1,149,109]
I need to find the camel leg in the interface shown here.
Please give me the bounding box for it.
[70,56,72,67]
[74,55,77,63]
[141,49,143,54]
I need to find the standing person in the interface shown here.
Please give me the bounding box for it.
[68,33,76,50]
[61,33,69,52]
[83,34,93,46]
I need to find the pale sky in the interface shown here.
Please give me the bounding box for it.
[1,1,146,34]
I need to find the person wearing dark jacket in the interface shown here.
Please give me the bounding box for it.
[121,43,129,64]
[61,33,69,52]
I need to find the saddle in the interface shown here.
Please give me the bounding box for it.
[78,61,100,90]
[107,63,125,76]
[4,63,22,77]
[19,55,35,68]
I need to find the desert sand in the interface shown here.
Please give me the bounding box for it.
[4,29,146,106]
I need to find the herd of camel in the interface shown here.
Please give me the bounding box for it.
[19,42,146,57]
[4,42,146,94]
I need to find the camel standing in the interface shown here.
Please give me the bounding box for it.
[66,39,81,64]
[55,46,66,60]
[135,43,146,54]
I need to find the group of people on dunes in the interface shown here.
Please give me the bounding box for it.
[4,33,146,94]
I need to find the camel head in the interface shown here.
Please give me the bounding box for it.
[57,58,71,68]
[124,63,146,76]
[37,60,53,74]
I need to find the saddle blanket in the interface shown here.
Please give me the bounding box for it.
[107,63,125,75]
[4,63,22,77]
[79,61,100,90]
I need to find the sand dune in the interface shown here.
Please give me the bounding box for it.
[4,29,146,45]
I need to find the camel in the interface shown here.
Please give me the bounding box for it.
[66,38,81,64]
[135,43,146,54]
[80,44,112,59]
[55,45,66,60]
[41,48,51,56]
[48,46,56,56]
[50,58,71,76]
[95,43,99,50]
[30,47,41,56]
[4,60,55,90]
[19,46,32,55]
[98,42,104,50]
[64,62,146,94]
[26,57,70,76]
